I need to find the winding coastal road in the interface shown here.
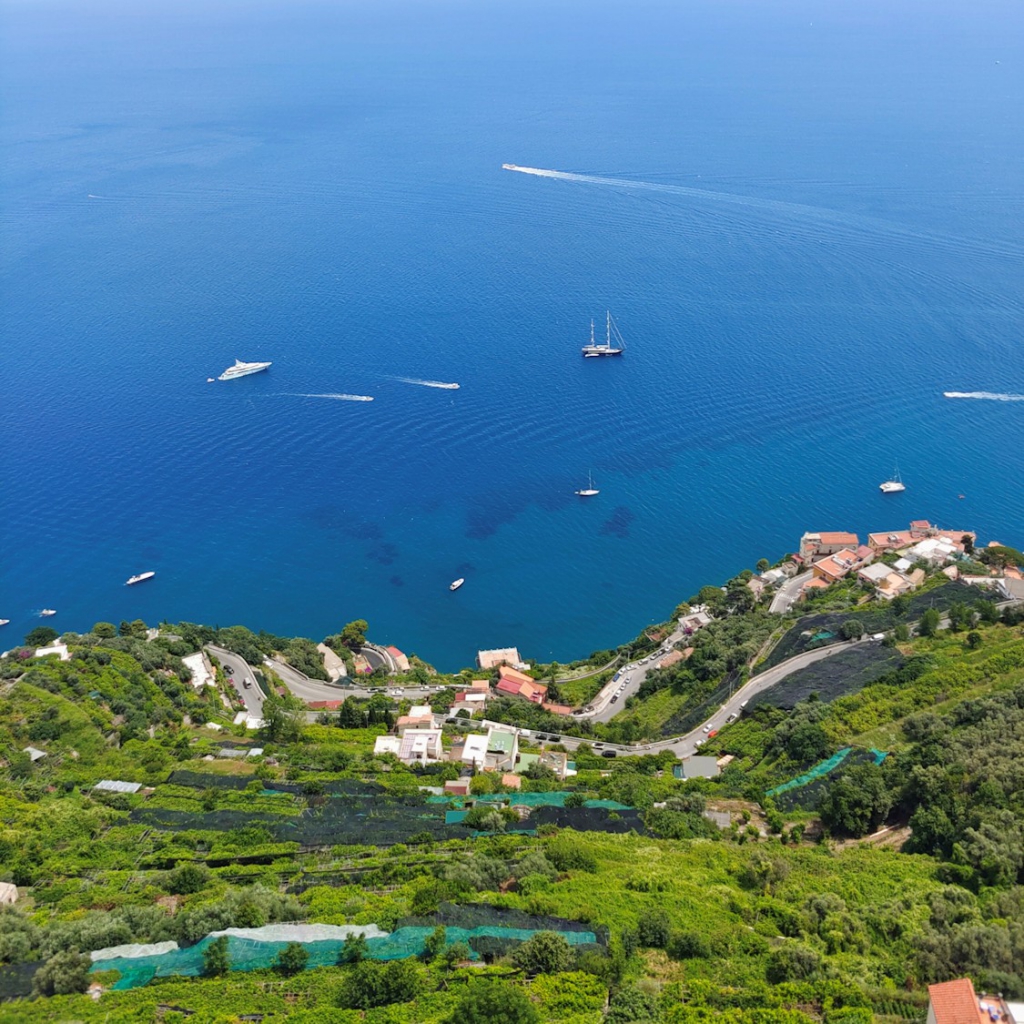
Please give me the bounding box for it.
[206,644,265,719]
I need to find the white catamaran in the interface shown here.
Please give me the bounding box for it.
[879,465,906,494]
[581,312,625,357]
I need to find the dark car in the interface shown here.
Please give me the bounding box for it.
[601,749,618,758]
[224,665,234,675]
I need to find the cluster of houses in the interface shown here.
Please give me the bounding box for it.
[372,701,573,791]
[785,519,1019,602]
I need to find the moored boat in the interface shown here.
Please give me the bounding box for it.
[218,359,272,381]
[879,465,906,493]
[449,578,465,591]
[582,312,625,357]
[40,609,56,617]
[575,471,600,497]
[126,571,156,586]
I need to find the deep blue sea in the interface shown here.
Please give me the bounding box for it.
[2,0,1023,670]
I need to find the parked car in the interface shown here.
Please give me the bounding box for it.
[243,679,252,689]
[708,729,719,738]
[702,724,711,733]
[601,749,618,758]
[726,712,737,723]
[610,695,619,703]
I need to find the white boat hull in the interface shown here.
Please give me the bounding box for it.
[449,578,465,591]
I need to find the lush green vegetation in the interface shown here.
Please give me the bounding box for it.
[1,557,1023,1021]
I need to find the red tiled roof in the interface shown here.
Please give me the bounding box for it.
[498,666,534,686]
[541,702,572,715]
[928,979,985,1024]
[496,679,521,697]
[816,531,859,544]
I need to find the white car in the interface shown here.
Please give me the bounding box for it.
[702,724,711,733]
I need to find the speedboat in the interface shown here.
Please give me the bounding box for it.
[0,619,9,627]
[40,609,56,617]
[449,578,465,591]
[126,571,156,586]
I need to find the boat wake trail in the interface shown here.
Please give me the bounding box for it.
[943,391,1024,402]
[390,377,460,390]
[274,392,375,402]
[501,165,1024,262]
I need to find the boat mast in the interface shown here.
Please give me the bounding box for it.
[606,311,611,349]
[590,320,595,347]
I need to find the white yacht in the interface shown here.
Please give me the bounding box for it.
[40,609,56,617]
[0,619,9,627]
[879,465,906,493]
[582,312,625,357]
[217,359,272,381]
[126,571,156,586]
[449,578,465,592]
[575,471,600,497]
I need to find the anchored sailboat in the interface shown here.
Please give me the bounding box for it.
[575,471,600,497]
[581,312,625,357]
[879,464,906,493]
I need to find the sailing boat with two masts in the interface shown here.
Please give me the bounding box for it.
[575,471,600,497]
[581,312,625,357]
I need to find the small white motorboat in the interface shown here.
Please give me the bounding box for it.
[449,578,465,591]
[0,619,9,627]
[40,609,56,617]
[126,571,156,586]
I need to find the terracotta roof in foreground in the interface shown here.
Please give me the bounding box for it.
[928,979,985,1024]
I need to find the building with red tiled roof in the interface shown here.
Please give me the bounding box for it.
[926,979,988,1024]
[800,531,860,560]
[385,646,410,672]
[495,676,547,704]
[497,665,534,687]
[541,702,573,716]
[812,548,864,583]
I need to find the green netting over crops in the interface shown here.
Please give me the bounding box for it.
[92,924,598,991]
[765,748,852,798]
[427,792,630,810]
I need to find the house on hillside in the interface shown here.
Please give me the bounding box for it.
[386,646,411,673]
[811,548,871,584]
[799,531,859,561]
[452,732,489,769]
[477,647,528,671]
[495,666,547,704]
[395,705,435,733]
[926,978,1022,1024]
[485,728,519,772]
[678,608,713,636]
[317,643,347,681]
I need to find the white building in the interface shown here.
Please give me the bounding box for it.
[183,651,216,690]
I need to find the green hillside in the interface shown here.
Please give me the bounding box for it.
[0,603,1022,1021]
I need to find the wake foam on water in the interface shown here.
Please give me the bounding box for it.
[502,165,1024,263]
[943,391,1024,402]
[390,376,460,390]
[273,392,374,402]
